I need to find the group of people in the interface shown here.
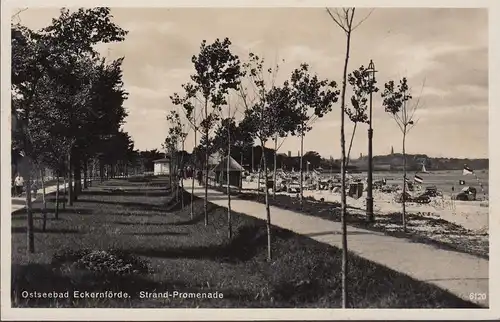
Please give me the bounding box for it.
[178,166,204,186]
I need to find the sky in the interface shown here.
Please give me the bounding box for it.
[13,7,488,159]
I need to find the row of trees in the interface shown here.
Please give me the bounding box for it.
[11,8,133,253]
[164,8,423,308]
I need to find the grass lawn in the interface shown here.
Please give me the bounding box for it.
[11,176,480,308]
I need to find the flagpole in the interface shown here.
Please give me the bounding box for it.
[472,172,487,201]
[464,164,487,201]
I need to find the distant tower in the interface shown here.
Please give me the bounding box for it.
[287,151,291,158]
[297,150,300,157]
[360,153,363,159]
[391,146,394,155]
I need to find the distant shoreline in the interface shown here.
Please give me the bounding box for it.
[312,169,489,174]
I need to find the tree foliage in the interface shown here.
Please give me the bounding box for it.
[11,7,131,253]
[346,65,378,123]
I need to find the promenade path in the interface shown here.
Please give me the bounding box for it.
[184,181,489,307]
[11,179,91,212]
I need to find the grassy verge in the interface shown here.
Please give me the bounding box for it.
[11,177,481,308]
[215,187,488,259]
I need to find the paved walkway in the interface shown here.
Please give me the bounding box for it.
[184,181,489,307]
[11,179,88,212]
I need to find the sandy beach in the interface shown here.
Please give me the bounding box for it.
[240,178,489,233]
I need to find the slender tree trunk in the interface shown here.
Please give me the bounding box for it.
[172,150,179,202]
[63,173,67,210]
[339,28,352,309]
[55,173,60,220]
[346,121,358,168]
[219,154,223,188]
[257,154,263,196]
[169,154,173,190]
[191,127,197,220]
[181,141,185,209]
[260,142,272,260]
[299,128,304,207]
[25,171,35,253]
[202,98,210,226]
[273,135,278,199]
[239,152,243,193]
[89,159,94,187]
[67,151,73,206]
[73,161,81,201]
[251,146,254,173]
[99,160,104,183]
[40,168,47,232]
[83,161,88,189]
[227,129,232,239]
[402,128,407,232]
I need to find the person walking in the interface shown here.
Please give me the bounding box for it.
[14,174,24,197]
[196,170,203,186]
[31,180,38,199]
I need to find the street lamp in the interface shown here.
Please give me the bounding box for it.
[366,59,377,222]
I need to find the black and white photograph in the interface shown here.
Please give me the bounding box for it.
[2,0,498,320]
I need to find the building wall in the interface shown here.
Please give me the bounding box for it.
[154,162,170,175]
[215,171,242,188]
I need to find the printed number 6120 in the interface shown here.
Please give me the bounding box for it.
[469,293,487,301]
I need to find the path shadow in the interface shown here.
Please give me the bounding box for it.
[77,199,165,210]
[11,208,94,216]
[124,231,189,237]
[11,227,81,234]
[166,214,205,226]
[111,221,172,226]
[46,197,68,203]
[129,225,293,264]
[81,190,168,197]
[12,215,66,222]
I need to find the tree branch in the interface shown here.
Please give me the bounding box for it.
[351,8,374,31]
[326,8,348,33]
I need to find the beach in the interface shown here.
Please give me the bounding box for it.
[241,169,489,233]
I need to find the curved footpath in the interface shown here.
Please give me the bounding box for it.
[184,181,489,307]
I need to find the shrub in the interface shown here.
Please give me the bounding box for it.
[52,248,151,279]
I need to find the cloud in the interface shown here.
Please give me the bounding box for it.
[386,42,481,79]
[126,85,171,100]
[15,7,487,158]
[121,21,176,34]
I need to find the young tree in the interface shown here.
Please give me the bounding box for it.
[209,107,253,238]
[171,38,243,226]
[381,77,422,232]
[171,92,203,219]
[325,7,373,308]
[163,128,180,198]
[289,63,339,207]
[210,116,237,238]
[166,110,189,206]
[239,53,301,260]
[345,65,379,166]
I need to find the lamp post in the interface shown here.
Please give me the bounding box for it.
[366,59,377,222]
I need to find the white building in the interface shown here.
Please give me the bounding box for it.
[153,158,171,175]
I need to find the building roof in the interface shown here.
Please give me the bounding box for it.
[211,155,244,172]
[153,158,171,163]
[208,151,222,165]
